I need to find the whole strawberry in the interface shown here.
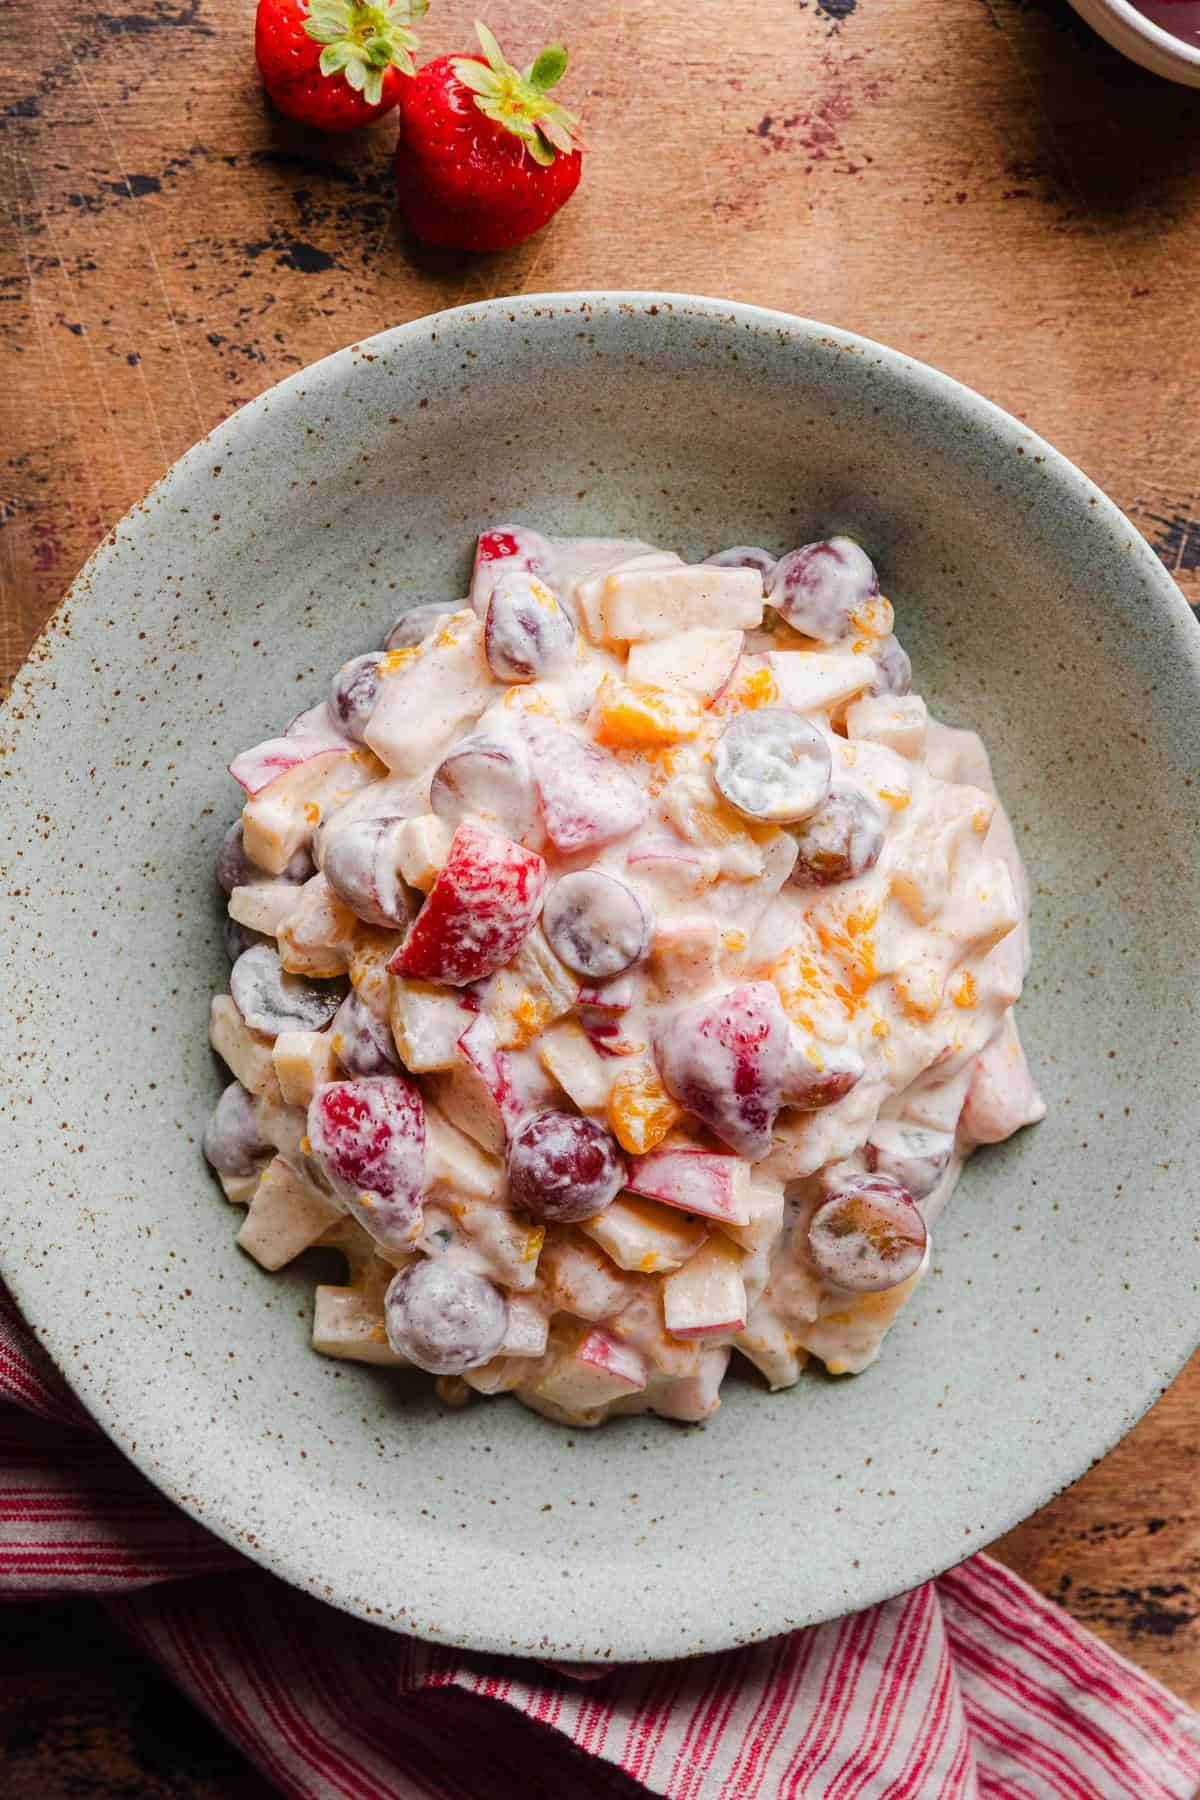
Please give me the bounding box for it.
[396,22,582,251]
[256,0,427,133]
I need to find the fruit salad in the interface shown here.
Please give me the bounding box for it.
[204,527,1044,1428]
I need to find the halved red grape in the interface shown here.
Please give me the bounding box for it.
[865,1121,953,1200]
[507,1111,625,1224]
[769,537,879,643]
[871,635,912,697]
[332,990,400,1078]
[790,786,886,887]
[485,573,575,683]
[385,603,456,652]
[384,1259,508,1374]
[329,654,380,743]
[307,1075,425,1251]
[712,709,832,823]
[429,735,539,843]
[542,871,652,980]
[203,1080,271,1177]
[230,944,345,1038]
[322,817,413,929]
[808,1174,926,1292]
[703,545,777,581]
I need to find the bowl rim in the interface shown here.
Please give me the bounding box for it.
[1069,0,1200,72]
[4,290,1199,1660]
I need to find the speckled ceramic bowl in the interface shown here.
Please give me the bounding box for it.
[2,294,1198,1662]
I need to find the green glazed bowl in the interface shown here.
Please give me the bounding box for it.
[2,294,1197,1661]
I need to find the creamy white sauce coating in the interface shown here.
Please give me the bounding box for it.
[207,531,1045,1428]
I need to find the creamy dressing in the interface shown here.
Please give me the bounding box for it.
[206,529,1044,1428]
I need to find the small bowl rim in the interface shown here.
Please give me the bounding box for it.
[1071,0,1200,71]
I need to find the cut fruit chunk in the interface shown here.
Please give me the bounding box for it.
[240,745,380,875]
[601,566,764,643]
[624,1146,751,1226]
[392,822,547,987]
[394,814,455,892]
[538,1020,615,1114]
[765,651,873,714]
[582,1194,708,1275]
[606,1062,684,1155]
[845,692,928,759]
[389,978,468,1073]
[209,994,280,1099]
[424,1106,505,1205]
[533,1328,649,1413]
[520,715,648,855]
[960,1012,1046,1146]
[307,1076,426,1254]
[272,1028,340,1108]
[228,880,306,937]
[626,629,744,701]
[277,874,358,977]
[663,1236,748,1339]
[364,611,494,775]
[484,925,578,1050]
[589,677,702,749]
[236,1155,341,1271]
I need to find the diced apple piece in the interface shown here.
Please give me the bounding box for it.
[735,1304,807,1390]
[241,747,381,876]
[312,1280,404,1366]
[277,874,358,978]
[228,880,305,936]
[957,858,1020,957]
[389,979,467,1074]
[456,1013,526,1138]
[462,1356,528,1395]
[574,551,683,644]
[641,1346,730,1421]
[536,1229,638,1321]
[235,1154,342,1271]
[534,1328,648,1413]
[960,1012,1045,1146]
[209,994,280,1099]
[589,677,702,749]
[520,716,648,855]
[364,611,494,775]
[766,651,873,714]
[601,567,764,644]
[272,1028,339,1108]
[538,1020,615,1114]
[424,1105,505,1204]
[502,1295,550,1359]
[718,1178,784,1254]
[626,629,744,702]
[624,1146,751,1226]
[649,913,722,997]
[395,813,454,892]
[425,1013,537,1153]
[582,1193,708,1275]
[346,927,402,1020]
[845,693,928,760]
[626,837,712,898]
[663,1236,747,1339]
[485,926,578,1051]
[219,1169,260,1206]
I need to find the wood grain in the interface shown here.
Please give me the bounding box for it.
[3,0,1200,1788]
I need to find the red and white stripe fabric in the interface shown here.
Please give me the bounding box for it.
[3,1284,1199,1800]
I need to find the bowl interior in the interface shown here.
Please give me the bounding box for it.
[2,295,1198,1660]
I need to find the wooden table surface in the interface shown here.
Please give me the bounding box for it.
[3,0,1200,1790]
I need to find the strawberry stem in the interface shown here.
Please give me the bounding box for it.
[451,20,579,167]
[303,0,428,104]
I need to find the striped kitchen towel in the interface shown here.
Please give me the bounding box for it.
[3,1283,1199,1800]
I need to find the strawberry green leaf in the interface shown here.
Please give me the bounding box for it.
[302,0,423,92]
[529,44,567,91]
[454,22,580,165]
